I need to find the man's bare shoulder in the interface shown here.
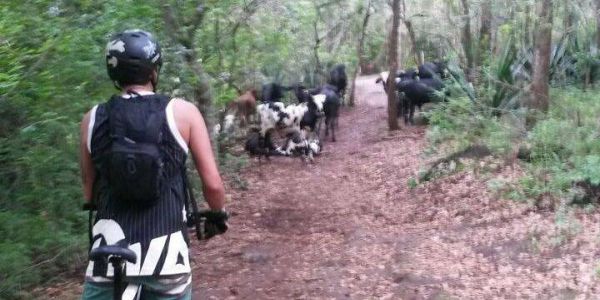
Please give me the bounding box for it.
[80,108,93,129]
[171,98,197,110]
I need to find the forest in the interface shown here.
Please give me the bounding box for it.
[2,0,600,299]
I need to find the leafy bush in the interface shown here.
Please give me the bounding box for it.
[425,86,600,206]
[425,96,516,157]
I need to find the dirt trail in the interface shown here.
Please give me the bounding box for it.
[193,76,600,299]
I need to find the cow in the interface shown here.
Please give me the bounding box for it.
[418,61,448,79]
[227,89,258,126]
[396,77,445,125]
[397,67,420,81]
[312,85,341,142]
[328,64,348,100]
[244,128,285,160]
[376,68,419,90]
[280,129,322,161]
[261,82,292,103]
[255,94,326,161]
[291,84,312,103]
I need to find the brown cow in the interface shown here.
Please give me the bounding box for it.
[227,89,258,127]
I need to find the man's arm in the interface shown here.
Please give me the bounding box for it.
[178,101,226,210]
[80,111,96,202]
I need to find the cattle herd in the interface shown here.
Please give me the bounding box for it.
[219,61,449,163]
[376,61,448,124]
[217,64,346,162]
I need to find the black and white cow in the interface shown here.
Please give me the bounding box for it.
[254,94,326,161]
[311,84,341,142]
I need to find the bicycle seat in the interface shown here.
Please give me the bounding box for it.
[90,245,137,264]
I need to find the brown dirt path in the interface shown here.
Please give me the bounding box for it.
[44,76,600,300]
[192,75,600,299]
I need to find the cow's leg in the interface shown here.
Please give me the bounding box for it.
[331,119,336,142]
[316,117,323,138]
[409,104,416,125]
[264,130,274,160]
[403,99,409,125]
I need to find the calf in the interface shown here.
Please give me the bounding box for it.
[227,89,257,126]
[328,64,348,99]
[396,77,445,125]
[281,129,322,161]
[245,129,285,160]
[261,82,292,103]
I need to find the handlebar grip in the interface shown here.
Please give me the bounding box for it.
[82,202,97,211]
[187,210,229,240]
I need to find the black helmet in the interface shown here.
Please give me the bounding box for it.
[106,30,162,89]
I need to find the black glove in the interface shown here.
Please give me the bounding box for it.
[191,210,229,240]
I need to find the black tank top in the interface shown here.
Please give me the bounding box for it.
[87,93,190,278]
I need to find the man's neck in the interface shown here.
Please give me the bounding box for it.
[121,83,154,94]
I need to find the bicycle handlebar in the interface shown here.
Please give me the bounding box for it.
[83,204,229,241]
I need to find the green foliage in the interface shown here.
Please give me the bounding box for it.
[480,40,522,110]
[426,86,600,207]
[425,96,515,155]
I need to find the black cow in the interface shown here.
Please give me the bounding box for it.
[300,94,326,132]
[418,61,448,79]
[397,67,419,81]
[245,129,284,160]
[328,64,347,100]
[396,77,445,125]
[261,82,292,103]
[376,68,419,89]
[292,84,312,103]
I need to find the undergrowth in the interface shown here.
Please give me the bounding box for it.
[424,87,600,207]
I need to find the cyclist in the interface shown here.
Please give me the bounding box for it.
[79,29,226,299]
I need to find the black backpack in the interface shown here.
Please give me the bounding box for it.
[103,93,169,208]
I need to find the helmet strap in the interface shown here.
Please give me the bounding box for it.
[151,70,160,92]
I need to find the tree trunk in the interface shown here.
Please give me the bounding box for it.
[524,4,531,47]
[404,20,421,65]
[349,0,372,107]
[477,0,492,66]
[387,0,400,131]
[460,0,474,82]
[596,0,600,50]
[528,0,553,122]
[563,0,573,34]
[401,0,420,65]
